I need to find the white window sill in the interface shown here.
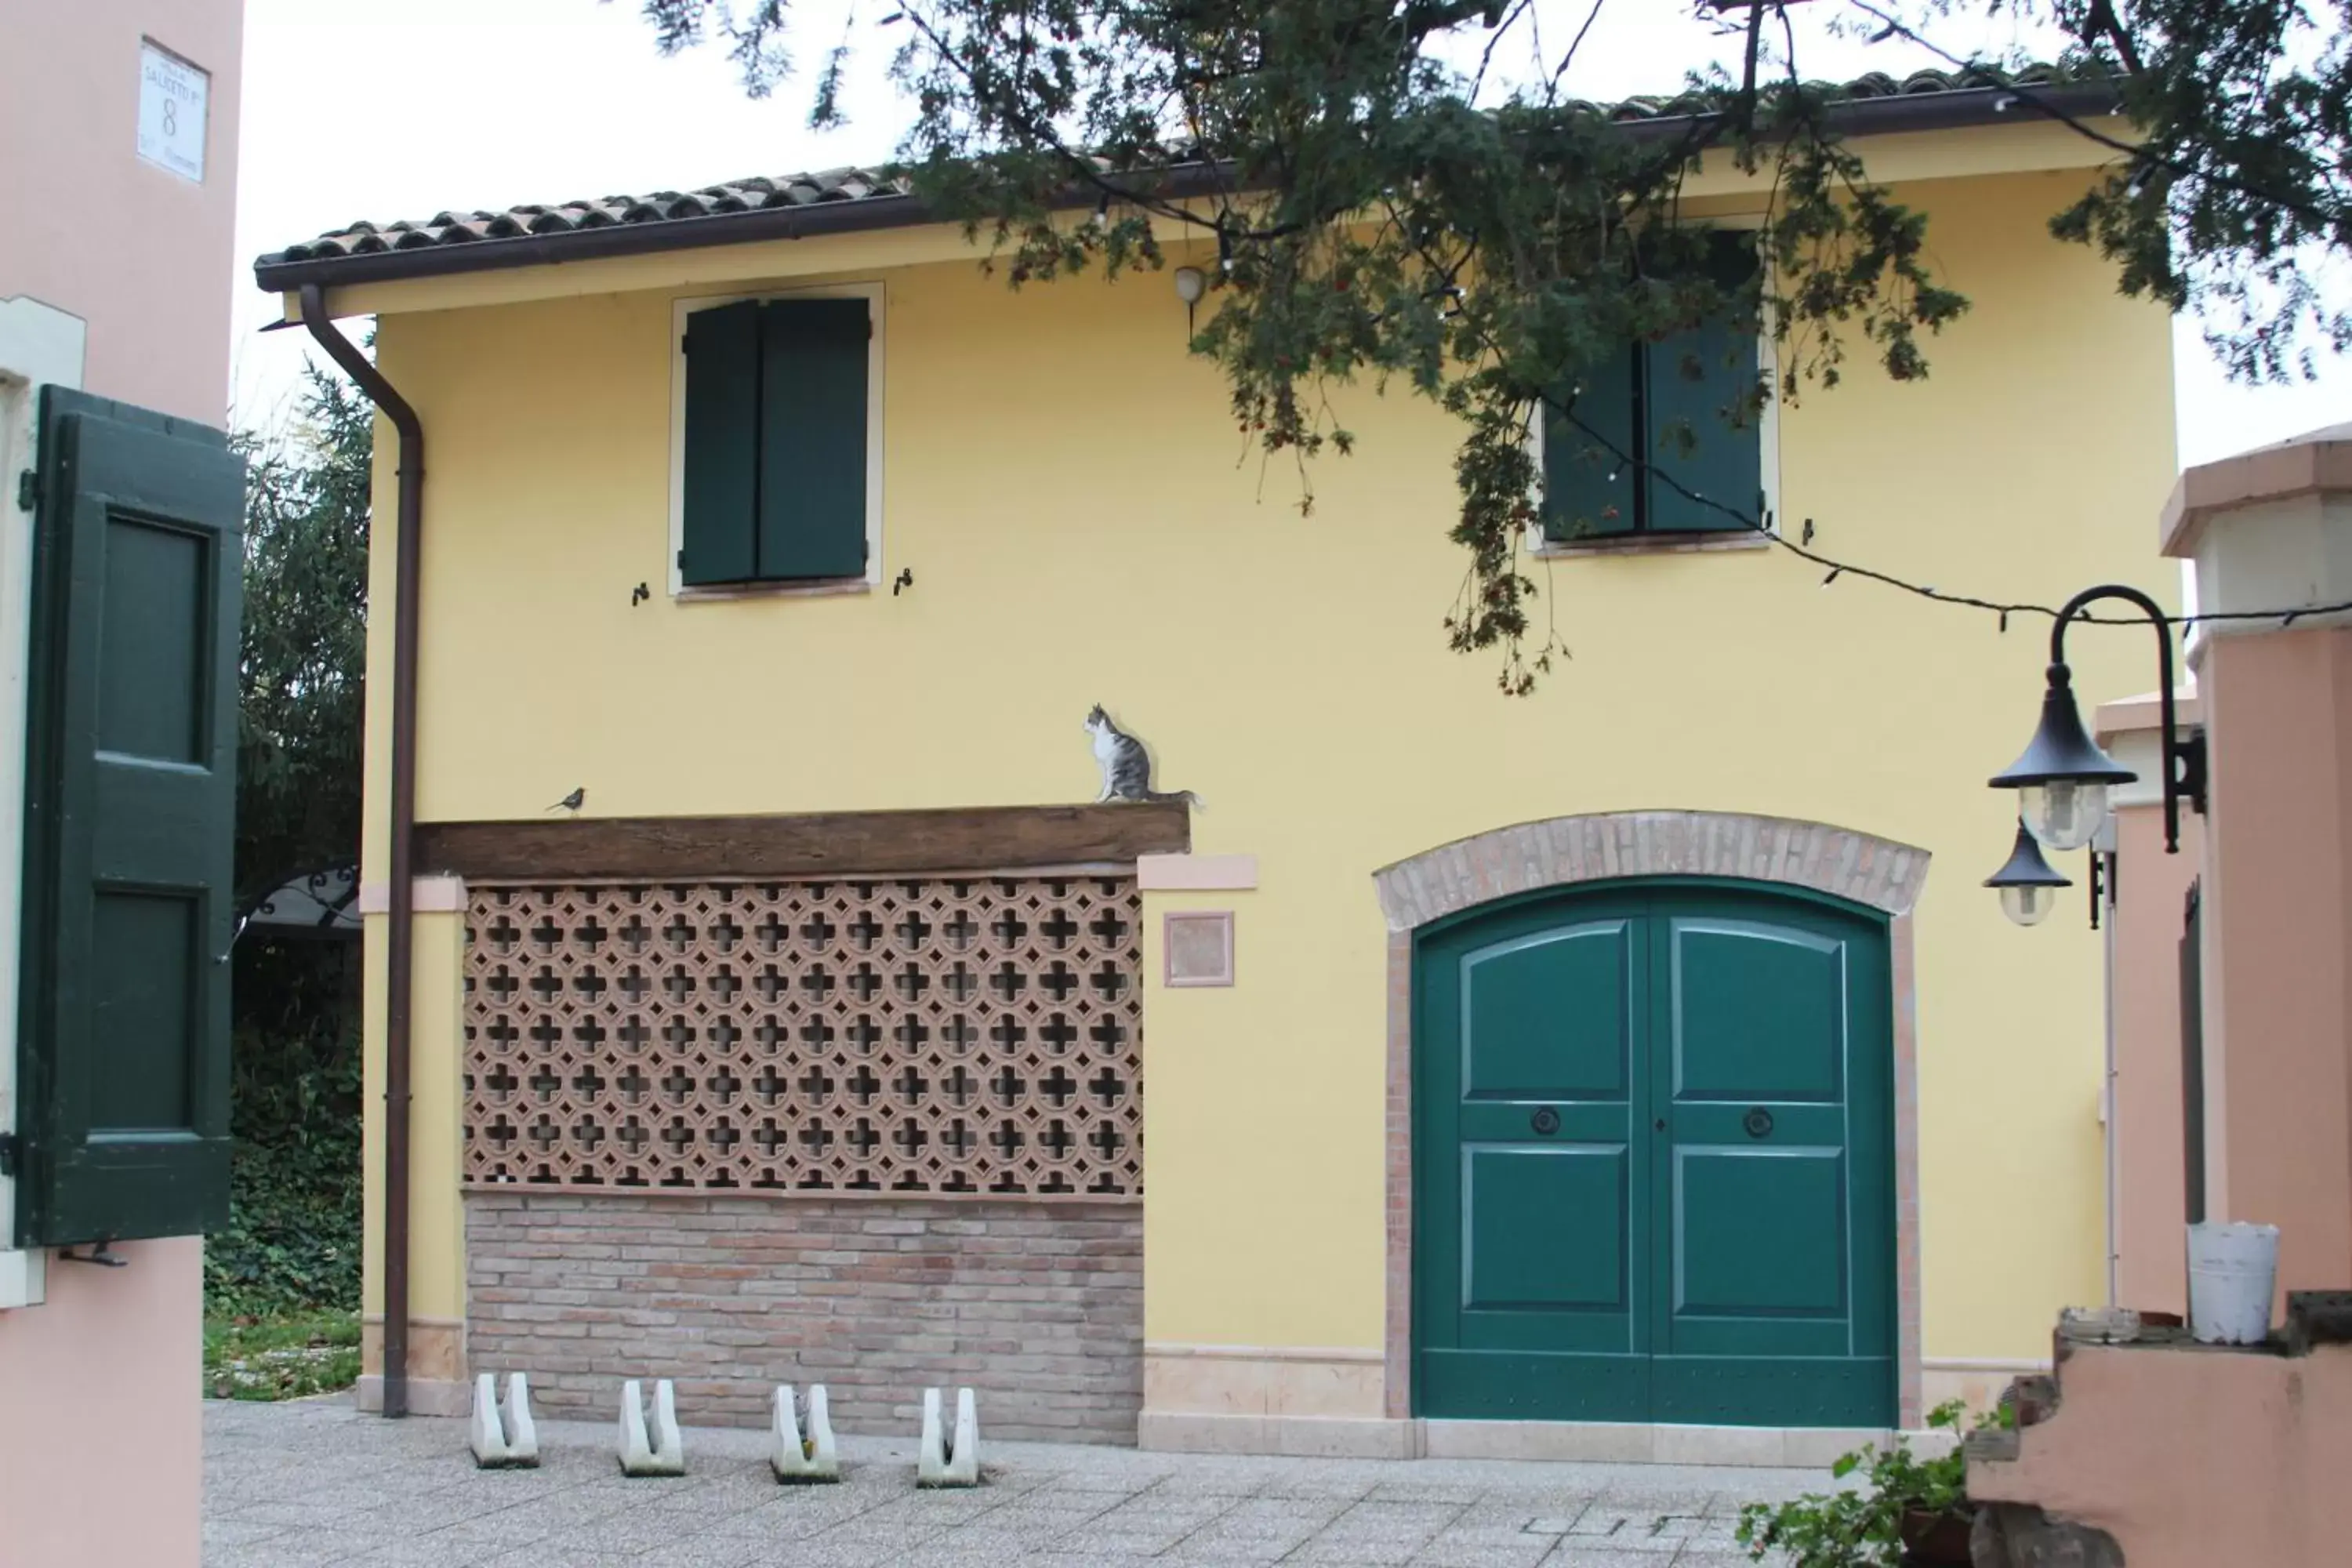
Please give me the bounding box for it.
[1532,529,1773,560]
[673,576,875,604]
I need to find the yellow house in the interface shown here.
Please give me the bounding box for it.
[256,68,2177,1459]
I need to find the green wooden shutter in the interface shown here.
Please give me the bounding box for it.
[1541,350,1639,542]
[757,298,869,580]
[681,299,762,586]
[1642,317,1761,532]
[14,388,243,1246]
[1644,234,1763,534]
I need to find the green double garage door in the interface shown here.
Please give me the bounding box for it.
[1414,882,1894,1427]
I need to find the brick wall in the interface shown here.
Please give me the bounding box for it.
[463,1192,1142,1444]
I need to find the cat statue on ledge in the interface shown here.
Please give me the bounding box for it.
[1084,706,1200,808]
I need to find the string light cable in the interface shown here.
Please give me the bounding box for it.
[1545,397,2352,633]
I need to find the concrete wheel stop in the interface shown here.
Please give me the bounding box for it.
[770,1383,840,1483]
[466,1373,539,1468]
[617,1377,685,1476]
[916,1387,980,1487]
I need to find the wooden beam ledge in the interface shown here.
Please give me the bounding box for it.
[413,801,1192,883]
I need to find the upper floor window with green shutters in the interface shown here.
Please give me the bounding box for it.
[677,290,877,588]
[1540,235,1770,545]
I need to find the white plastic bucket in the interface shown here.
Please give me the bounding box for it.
[2187,1221,2280,1345]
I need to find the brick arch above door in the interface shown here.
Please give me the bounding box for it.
[1374,810,1932,1432]
[1374,809,1929,932]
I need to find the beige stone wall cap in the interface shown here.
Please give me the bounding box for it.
[2161,422,2352,559]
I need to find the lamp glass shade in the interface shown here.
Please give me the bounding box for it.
[1985,818,2072,928]
[1999,884,2059,927]
[2020,779,2111,852]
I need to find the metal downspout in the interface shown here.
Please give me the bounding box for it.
[298,284,422,1419]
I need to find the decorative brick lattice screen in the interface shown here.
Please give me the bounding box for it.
[463,877,1142,1198]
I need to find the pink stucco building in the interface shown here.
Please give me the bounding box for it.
[1970,427,2352,1566]
[0,3,245,1565]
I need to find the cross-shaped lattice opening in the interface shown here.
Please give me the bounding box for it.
[464,879,1141,1195]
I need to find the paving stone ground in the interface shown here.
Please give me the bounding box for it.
[204,1398,1823,1566]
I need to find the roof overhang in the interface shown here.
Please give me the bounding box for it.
[255,80,2125,302]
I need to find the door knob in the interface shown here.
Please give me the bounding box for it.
[1744,1107,1775,1139]
[1530,1107,1560,1135]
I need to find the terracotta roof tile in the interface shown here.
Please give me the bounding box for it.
[256,64,2114,289]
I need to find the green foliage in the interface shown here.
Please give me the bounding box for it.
[205,1309,362,1402]
[634,0,2352,688]
[1734,1399,2008,1567]
[2028,0,2352,381]
[204,1018,362,1319]
[234,361,370,912]
[208,361,371,1324]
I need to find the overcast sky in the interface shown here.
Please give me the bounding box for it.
[230,0,2347,467]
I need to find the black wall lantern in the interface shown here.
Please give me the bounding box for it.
[1984,816,2073,927]
[1987,584,2207,927]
